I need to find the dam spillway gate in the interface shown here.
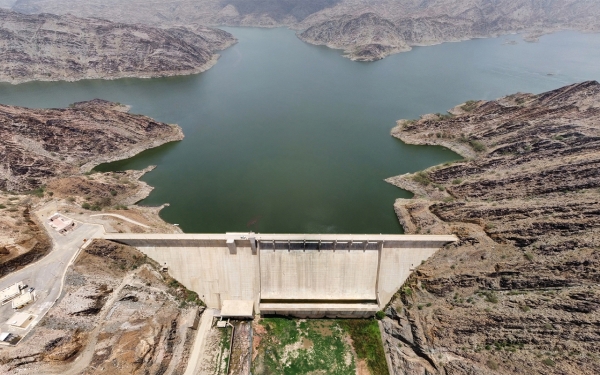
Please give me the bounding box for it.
[104,233,456,318]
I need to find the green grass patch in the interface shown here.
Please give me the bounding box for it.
[339,320,389,375]
[480,291,499,304]
[253,318,361,375]
[412,171,431,186]
[470,140,487,152]
[461,100,478,112]
[213,326,232,374]
[26,187,45,198]
[542,358,555,367]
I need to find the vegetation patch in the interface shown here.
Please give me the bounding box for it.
[339,320,389,375]
[212,326,232,374]
[412,171,431,186]
[252,318,387,375]
[461,100,479,112]
[470,140,487,152]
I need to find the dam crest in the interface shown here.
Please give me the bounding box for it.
[104,233,456,318]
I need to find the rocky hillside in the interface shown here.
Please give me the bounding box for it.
[0,239,203,374]
[7,0,600,61]
[0,99,184,191]
[298,13,411,61]
[300,1,600,60]
[381,81,600,374]
[0,9,235,83]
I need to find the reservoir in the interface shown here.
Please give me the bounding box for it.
[1,29,600,233]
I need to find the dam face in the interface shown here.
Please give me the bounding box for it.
[104,233,456,318]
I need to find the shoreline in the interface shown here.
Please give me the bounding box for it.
[299,26,599,61]
[1,53,228,86]
[79,127,184,173]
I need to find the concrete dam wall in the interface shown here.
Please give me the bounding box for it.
[104,233,456,317]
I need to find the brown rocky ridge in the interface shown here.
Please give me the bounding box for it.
[0,9,235,84]
[381,81,600,374]
[0,99,197,374]
[0,194,50,278]
[299,1,600,61]
[0,99,184,191]
[8,0,600,61]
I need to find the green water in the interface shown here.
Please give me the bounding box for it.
[1,29,600,233]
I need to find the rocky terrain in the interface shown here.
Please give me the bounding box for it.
[0,9,235,84]
[0,191,50,277]
[0,239,203,374]
[299,13,411,61]
[0,99,184,191]
[6,0,600,61]
[299,0,600,60]
[381,81,600,374]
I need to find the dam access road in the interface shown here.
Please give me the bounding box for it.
[0,203,103,344]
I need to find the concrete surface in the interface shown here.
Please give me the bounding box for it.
[260,248,379,301]
[89,213,150,228]
[260,302,379,318]
[105,232,456,316]
[0,204,103,344]
[183,308,216,375]
[220,300,254,319]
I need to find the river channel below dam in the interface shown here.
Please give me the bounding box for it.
[1,28,600,233]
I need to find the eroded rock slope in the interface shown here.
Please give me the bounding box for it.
[382,81,600,374]
[0,99,184,191]
[0,9,235,83]
[0,239,204,374]
[8,0,600,61]
[300,1,600,61]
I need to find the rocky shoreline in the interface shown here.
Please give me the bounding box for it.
[0,9,236,84]
[0,96,195,375]
[299,13,600,62]
[380,81,600,374]
[7,0,600,62]
[0,99,184,191]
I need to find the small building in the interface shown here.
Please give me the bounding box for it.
[11,292,34,309]
[220,300,254,320]
[0,282,23,305]
[7,312,35,329]
[48,213,75,233]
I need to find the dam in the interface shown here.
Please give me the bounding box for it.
[105,232,456,317]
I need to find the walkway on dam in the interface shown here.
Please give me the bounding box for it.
[184,308,216,375]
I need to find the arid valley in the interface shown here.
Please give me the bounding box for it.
[0,1,600,375]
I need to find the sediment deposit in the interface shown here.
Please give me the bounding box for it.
[382,81,600,374]
[0,9,235,84]
[0,99,184,191]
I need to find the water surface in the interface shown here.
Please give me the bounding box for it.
[1,29,600,233]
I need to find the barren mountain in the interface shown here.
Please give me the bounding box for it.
[0,99,184,191]
[7,0,600,61]
[381,81,600,374]
[0,9,235,84]
[300,0,600,60]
